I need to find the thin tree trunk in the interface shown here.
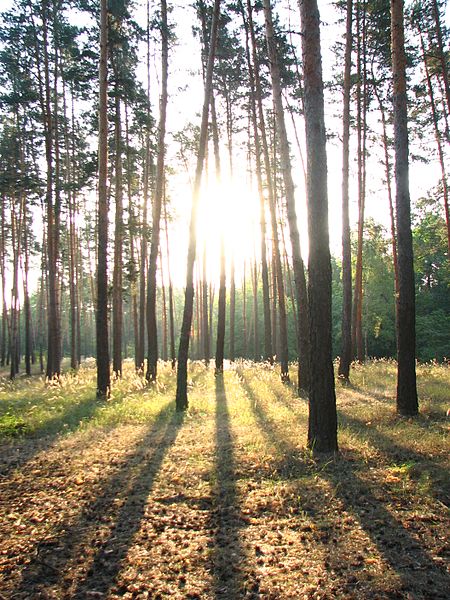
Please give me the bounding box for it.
[210,89,226,374]
[352,0,365,364]
[0,197,7,367]
[373,78,400,299]
[202,243,210,365]
[252,259,259,360]
[176,0,221,410]
[247,0,288,379]
[96,0,110,397]
[229,256,235,361]
[338,0,353,382]
[298,0,338,453]
[160,248,168,361]
[391,0,418,416]
[239,0,272,362]
[147,0,169,381]
[163,194,176,368]
[112,92,123,378]
[215,236,226,372]
[263,0,310,389]
[41,0,60,380]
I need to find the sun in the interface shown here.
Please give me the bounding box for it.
[196,178,261,283]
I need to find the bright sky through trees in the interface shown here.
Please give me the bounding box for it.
[1,0,447,292]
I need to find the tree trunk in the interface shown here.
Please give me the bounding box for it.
[240,0,272,362]
[338,0,353,382]
[175,0,221,410]
[112,93,123,378]
[147,0,168,381]
[252,260,259,360]
[247,0,288,379]
[202,243,210,365]
[352,0,365,364]
[372,76,400,300]
[42,0,61,380]
[298,0,338,453]
[391,0,418,415]
[163,195,176,368]
[96,0,110,397]
[215,236,226,373]
[229,256,235,361]
[263,0,310,390]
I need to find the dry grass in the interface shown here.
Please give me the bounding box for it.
[0,359,448,599]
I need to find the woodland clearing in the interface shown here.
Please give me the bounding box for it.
[0,360,449,599]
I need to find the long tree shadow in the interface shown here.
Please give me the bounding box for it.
[12,403,183,599]
[240,379,450,599]
[240,377,312,483]
[212,374,246,598]
[339,412,450,507]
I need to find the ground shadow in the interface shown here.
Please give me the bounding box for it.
[339,412,450,507]
[240,378,450,599]
[0,392,109,479]
[212,375,248,598]
[11,403,183,599]
[240,376,311,483]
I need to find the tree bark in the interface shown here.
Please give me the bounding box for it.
[298,0,338,453]
[338,0,353,382]
[391,0,418,415]
[263,0,310,390]
[176,0,221,410]
[112,93,123,378]
[247,0,288,378]
[147,0,169,381]
[96,0,110,398]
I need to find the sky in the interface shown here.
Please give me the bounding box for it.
[1,0,448,291]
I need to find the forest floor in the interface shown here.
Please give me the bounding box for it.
[0,359,449,599]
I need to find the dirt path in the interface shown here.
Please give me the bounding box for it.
[0,366,449,599]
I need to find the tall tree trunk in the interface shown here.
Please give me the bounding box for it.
[247,0,288,379]
[147,0,169,381]
[23,203,31,376]
[96,0,110,397]
[242,261,247,357]
[124,103,140,367]
[210,89,226,374]
[176,0,221,410]
[240,0,272,362]
[252,259,259,360]
[160,248,168,361]
[202,243,210,365]
[215,236,226,373]
[373,77,399,300]
[163,195,176,368]
[391,0,418,416]
[0,197,7,368]
[352,0,365,364]
[263,0,310,390]
[298,0,338,453]
[338,0,353,382]
[112,93,123,378]
[229,256,235,361]
[42,0,60,380]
